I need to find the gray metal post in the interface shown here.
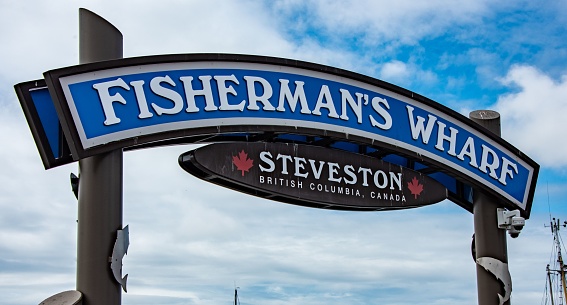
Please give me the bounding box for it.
[77,8,123,305]
[470,110,509,305]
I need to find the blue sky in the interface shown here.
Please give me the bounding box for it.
[1,1,567,304]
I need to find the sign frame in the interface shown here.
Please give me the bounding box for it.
[15,79,72,168]
[179,142,449,211]
[37,53,538,217]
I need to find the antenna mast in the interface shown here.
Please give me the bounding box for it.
[234,286,240,305]
[549,218,567,304]
[548,264,556,305]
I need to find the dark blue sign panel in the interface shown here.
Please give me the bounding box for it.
[41,54,537,215]
[14,80,72,169]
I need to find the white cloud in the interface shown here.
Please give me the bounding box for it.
[495,65,567,167]
[380,60,410,80]
[0,108,78,305]
[292,0,491,45]
[379,60,438,88]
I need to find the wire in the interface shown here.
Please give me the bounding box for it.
[542,271,549,305]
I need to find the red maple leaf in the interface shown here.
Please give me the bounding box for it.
[232,150,254,176]
[407,176,424,199]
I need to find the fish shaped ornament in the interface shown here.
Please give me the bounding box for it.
[476,257,511,305]
[110,225,129,292]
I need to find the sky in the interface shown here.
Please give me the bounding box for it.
[1,0,567,304]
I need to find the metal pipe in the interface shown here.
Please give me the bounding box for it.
[76,8,123,305]
[470,110,510,305]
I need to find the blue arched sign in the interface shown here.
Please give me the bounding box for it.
[15,54,538,217]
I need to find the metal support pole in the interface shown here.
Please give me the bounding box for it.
[470,110,509,305]
[77,8,123,305]
[547,265,555,305]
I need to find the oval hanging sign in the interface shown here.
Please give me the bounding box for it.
[179,142,448,211]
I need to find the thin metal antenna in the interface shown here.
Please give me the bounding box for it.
[548,182,553,224]
[234,286,239,305]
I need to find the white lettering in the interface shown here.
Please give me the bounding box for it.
[179,75,217,112]
[244,76,275,111]
[406,105,437,144]
[389,172,402,190]
[435,121,459,156]
[312,85,339,118]
[456,136,479,168]
[294,157,309,178]
[277,80,311,114]
[479,144,500,180]
[277,154,293,174]
[150,76,184,115]
[343,165,357,185]
[499,157,519,186]
[369,96,392,130]
[214,75,245,111]
[327,162,342,183]
[373,170,388,189]
[339,89,363,123]
[129,80,153,119]
[358,167,372,186]
[93,78,130,126]
[308,159,325,179]
[259,151,275,172]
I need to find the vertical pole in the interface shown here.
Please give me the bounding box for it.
[552,220,567,302]
[77,8,123,305]
[546,265,555,305]
[469,110,509,305]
